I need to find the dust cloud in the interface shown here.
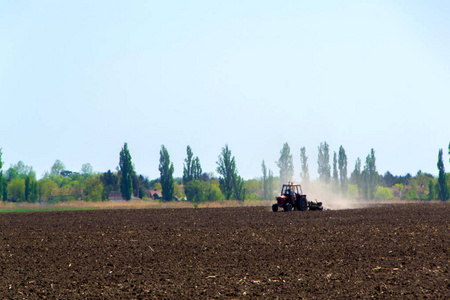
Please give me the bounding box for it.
[302,181,369,210]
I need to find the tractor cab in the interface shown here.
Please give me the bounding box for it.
[281,184,302,197]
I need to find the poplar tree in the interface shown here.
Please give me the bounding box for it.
[300,147,309,184]
[363,149,378,199]
[350,158,361,185]
[217,145,234,200]
[350,157,365,196]
[159,145,175,201]
[317,142,330,182]
[261,160,274,200]
[216,145,245,200]
[183,146,194,184]
[437,148,449,201]
[338,145,348,196]
[233,173,246,201]
[25,176,31,202]
[119,143,134,200]
[183,146,203,185]
[31,180,38,202]
[332,152,339,191]
[2,178,7,201]
[428,179,435,200]
[277,143,294,184]
[262,160,268,200]
[192,157,202,181]
[267,169,274,199]
[183,146,203,202]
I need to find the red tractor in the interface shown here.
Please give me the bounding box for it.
[272,183,323,212]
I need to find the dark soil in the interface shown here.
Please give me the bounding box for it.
[0,203,448,299]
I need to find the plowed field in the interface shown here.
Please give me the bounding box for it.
[0,203,448,299]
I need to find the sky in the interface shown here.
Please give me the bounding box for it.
[1,0,450,181]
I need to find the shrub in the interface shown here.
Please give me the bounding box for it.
[245,192,260,200]
[374,186,394,201]
[347,184,359,199]
[7,178,25,202]
[404,188,418,200]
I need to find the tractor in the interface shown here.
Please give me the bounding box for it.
[272,182,323,212]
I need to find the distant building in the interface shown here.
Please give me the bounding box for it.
[149,189,162,200]
[108,191,123,201]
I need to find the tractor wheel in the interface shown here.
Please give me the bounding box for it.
[272,203,278,212]
[284,203,292,211]
[296,198,308,211]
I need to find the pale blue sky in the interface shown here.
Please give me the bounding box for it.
[1,1,449,180]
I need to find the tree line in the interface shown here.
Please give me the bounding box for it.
[0,142,449,203]
[270,141,450,201]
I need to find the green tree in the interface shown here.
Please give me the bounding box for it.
[216,145,235,200]
[101,170,119,189]
[119,143,134,200]
[25,176,31,202]
[435,182,440,199]
[428,179,435,200]
[185,180,206,203]
[347,184,359,199]
[338,145,348,196]
[317,141,330,183]
[183,146,194,184]
[30,180,38,202]
[24,177,38,202]
[233,173,246,201]
[382,171,396,187]
[206,181,224,201]
[267,169,274,199]
[361,169,368,199]
[260,161,274,200]
[332,151,339,192]
[84,176,104,202]
[51,159,66,175]
[8,178,25,202]
[100,170,119,200]
[277,143,294,184]
[350,158,362,197]
[437,148,449,201]
[405,187,419,200]
[159,145,174,201]
[300,147,309,184]
[374,186,394,201]
[393,183,404,199]
[132,174,150,199]
[363,149,378,200]
[186,178,224,203]
[2,178,7,201]
[216,145,245,200]
[261,160,269,199]
[68,174,84,201]
[6,161,36,181]
[81,163,94,177]
[245,179,262,199]
[183,146,203,186]
[350,158,361,184]
[183,145,206,202]
[192,157,202,181]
